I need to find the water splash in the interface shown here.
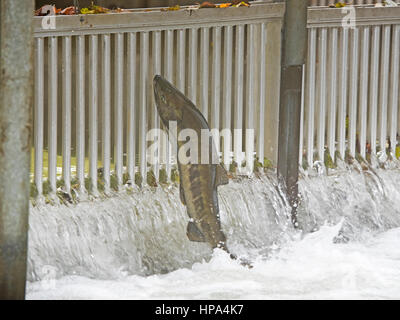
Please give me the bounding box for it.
[28,164,400,283]
[298,163,400,241]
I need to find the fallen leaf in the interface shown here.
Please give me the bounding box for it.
[92,5,110,13]
[81,7,95,14]
[232,1,250,7]
[200,2,217,8]
[232,0,250,6]
[329,2,346,8]
[168,5,181,11]
[218,3,232,8]
[60,6,77,15]
[35,5,56,16]
[80,4,109,14]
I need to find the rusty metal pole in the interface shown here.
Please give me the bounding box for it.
[0,0,35,299]
[277,0,308,227]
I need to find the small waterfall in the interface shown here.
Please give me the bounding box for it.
[28,164,400,282]
[297,163,400,241]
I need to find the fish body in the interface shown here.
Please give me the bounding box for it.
[153,75,230,251]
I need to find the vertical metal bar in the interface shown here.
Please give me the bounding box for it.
[222,26,233,169]
[76,35,85,192]
[369,26,380,155]
[359,27,370,159]
[337,28,349,160]
[327,28,338,161]
[62,36,72,194]
[200,27,209,120]
[258,23,267,165]
[211,26,222,156]
[246,24,256,173]
[114,33,124,187]
[299,64,305,165]
[48,36,58,193]
[188,28,198,104]
[348,28,359,158]
[234,25,245,167]
[0,0,34,299]
[164,30,174,82]
[34,38,44,195]
[177,29,186,93]
[89,35,98,193]
[317,28,328,162]
[277,0,308,226]
[306,28,317,167]
[164,30,174,180]
[389,25,399,156]
[378,26,391,153]
[152,31,162,180]
[127,33,137,183]
[139,32,149,182]
[102,34,111,190]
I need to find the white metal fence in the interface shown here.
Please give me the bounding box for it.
[301,6,400,167]
[32,2,284,195]
[32,3,400,197]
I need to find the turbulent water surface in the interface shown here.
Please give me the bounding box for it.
[26,161,400,299]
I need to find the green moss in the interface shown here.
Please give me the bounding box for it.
[56,178,65,189]
[254,159,263,171]
[70,177,80,190]
[396,145,400,159]
[324,149,336,169]
[263,158,274,169]
[229,162,238,173]
[301,157,309,171]
[84,177,93,192]
[110,174,119,191]
[135,172,143,188]
[56,190,73,204]
[97,176,105,192]
[30,182,38,199]
[123,172,130,185]
[42,180,52,195]
[147,170,157,187]
[171,168,180,184]
[159,168,168,184]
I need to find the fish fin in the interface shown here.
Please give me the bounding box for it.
[186,221,206,242]
[179,183,186,205]
[215,164,229,186]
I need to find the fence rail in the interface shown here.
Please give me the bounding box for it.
[31,3,400,197]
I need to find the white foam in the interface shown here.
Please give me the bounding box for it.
[27,225,400,300]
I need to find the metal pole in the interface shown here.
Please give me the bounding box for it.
[277,0,308,227]
[0,0,34,299]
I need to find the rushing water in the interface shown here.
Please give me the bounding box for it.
[26,160,400,299]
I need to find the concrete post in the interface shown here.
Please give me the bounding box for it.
[277,0,308,227]
[0,0,34,299]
